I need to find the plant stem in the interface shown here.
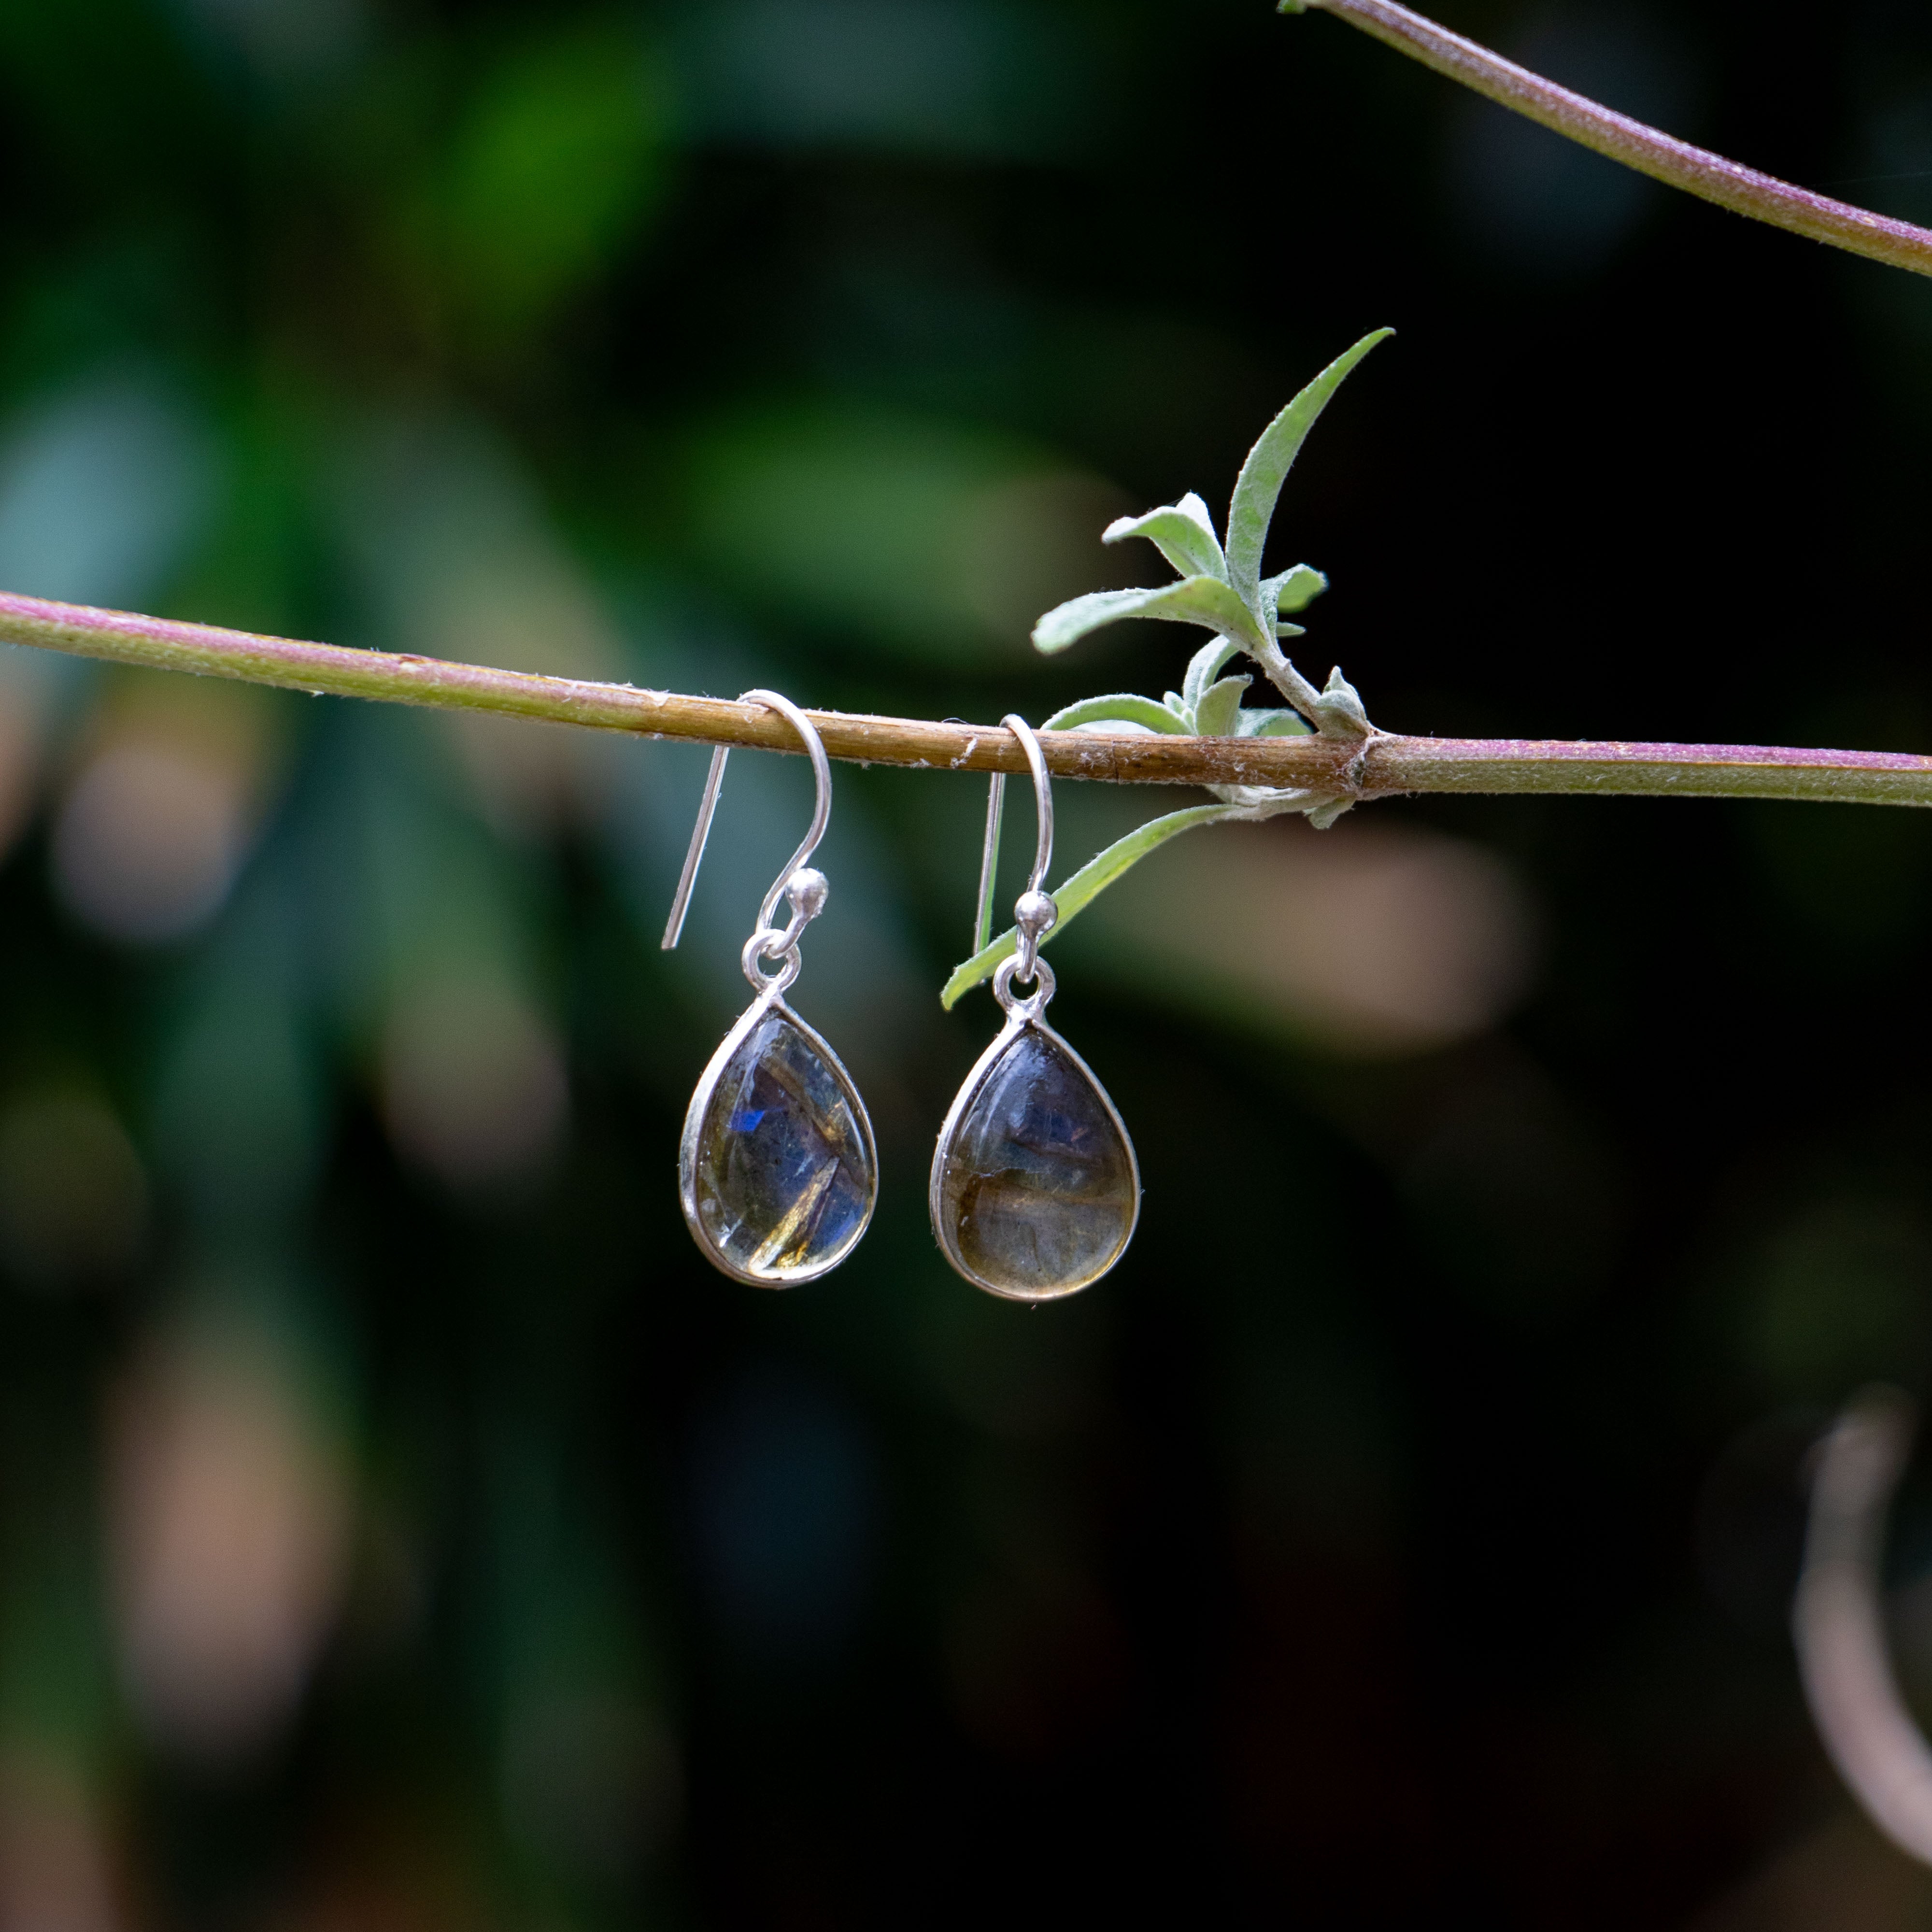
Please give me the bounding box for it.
[4,590,1932,807]
[1250,637,1330,726]
[1361,738,1932,807]
[1283,0,1932,280]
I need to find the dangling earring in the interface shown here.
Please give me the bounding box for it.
[930,716,1139,1301]
[661,691,879,1286]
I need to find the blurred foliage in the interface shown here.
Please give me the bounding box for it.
[0,0,1930,1927]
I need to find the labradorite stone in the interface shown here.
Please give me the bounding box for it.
[937,1024,1136,1299]
[694,1009,874,1281]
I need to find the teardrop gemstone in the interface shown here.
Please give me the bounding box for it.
[689,1005,877,1283]
[934,1023,1137,1300]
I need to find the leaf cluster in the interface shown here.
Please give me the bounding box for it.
[944,329,1392,1006]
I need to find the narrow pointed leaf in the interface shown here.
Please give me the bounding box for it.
[1032,575,1266,655]
[1041,693,1191,734]
[1102,491,1227,581]
[940,803,1251,1008]
[1225,329,1392,601]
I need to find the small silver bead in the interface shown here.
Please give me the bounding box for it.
[786,867,829,920]
[1015,889,1058,938]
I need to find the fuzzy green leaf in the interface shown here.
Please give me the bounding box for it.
[1236,707,1311,738]
[1181,636,1246,712]
[1264,563,1328,619]
[1040,693,1191,734]
[1225,330,1392,602]
[1032,574,1267,655]
[1102,491,1227,582]
[1192,675,1251,738]
[940,803,1250,1009]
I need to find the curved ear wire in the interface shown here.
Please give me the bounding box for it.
[661,688,832,951]
[1002,713,1053,895]
[973,771,1005,955]
[973,717,1053,952]
[663,743,730,950]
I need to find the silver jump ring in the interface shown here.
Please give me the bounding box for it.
[742,928,801,993]
[994,952,1056,1019]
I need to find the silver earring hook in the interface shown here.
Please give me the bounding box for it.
[976,715,1057,987]
[973,771,1005,954]
[661,689,833,952]
[1003,714,1053,894]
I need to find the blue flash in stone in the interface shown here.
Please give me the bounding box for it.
[682,999,878,1285]
[931,1018,1138,1301]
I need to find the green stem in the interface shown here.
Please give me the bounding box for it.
[5,591,1932,808]
[1283,0,1932,279]
[1250,636,1327,723]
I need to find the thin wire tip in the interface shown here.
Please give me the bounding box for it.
[660,692,833,953]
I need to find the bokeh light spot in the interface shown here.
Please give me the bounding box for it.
[380,980,568,1188]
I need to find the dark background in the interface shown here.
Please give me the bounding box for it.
[0,0,1930,1926]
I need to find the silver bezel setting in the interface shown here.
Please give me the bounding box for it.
[927,1005,1141,1304]
[679,984,880,1289]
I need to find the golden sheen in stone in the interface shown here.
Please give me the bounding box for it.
[937,1024,1135,1298]
[694,1009,874,1281]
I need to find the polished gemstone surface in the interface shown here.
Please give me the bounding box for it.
[690,1006,875,1281]
[936,1023,1136,1298]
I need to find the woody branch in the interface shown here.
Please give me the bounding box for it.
[4,590,1932,809]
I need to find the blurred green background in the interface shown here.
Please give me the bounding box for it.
[1,0,1931,1924]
